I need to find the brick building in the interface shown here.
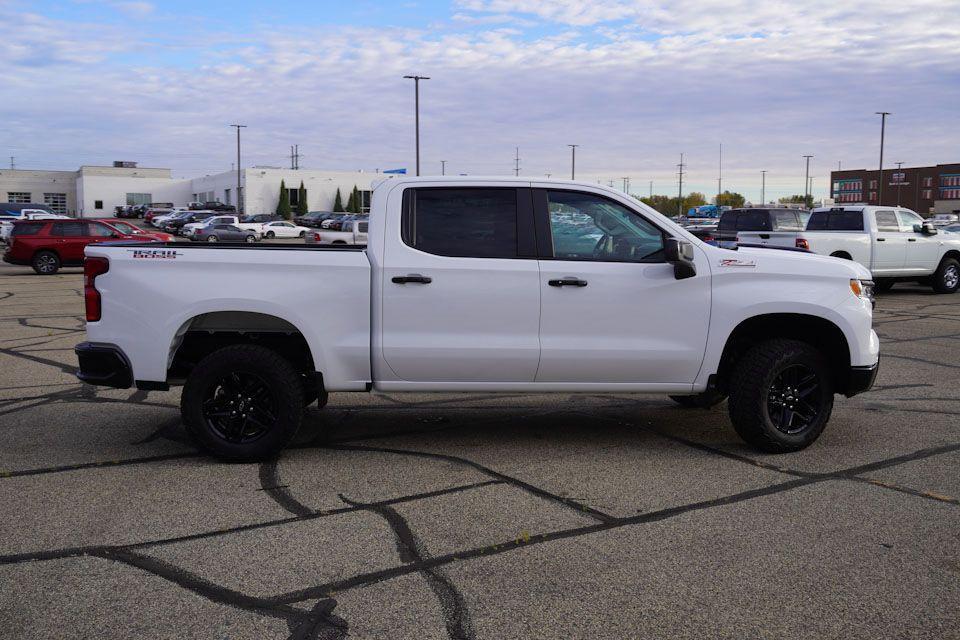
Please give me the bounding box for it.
[830,163,960,215]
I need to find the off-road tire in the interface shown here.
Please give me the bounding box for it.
[727,339,834,453]
[932,257,960,294]
[180,344,304,461]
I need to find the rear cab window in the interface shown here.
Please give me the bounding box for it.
[736,210,772,231]
[402,188,521,258]
[806,210,865,231]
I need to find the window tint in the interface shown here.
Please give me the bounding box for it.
[718,212,737,231]
[806,211,865,231]
[896,210,924,231]
[874,211,899,232]
[11,221,45,236]
[53,221,85,237]
[736,210,771,231]
[547,190,664,262]
[771,210,801,231]
[403,188,518,258]
[86,222,115,237]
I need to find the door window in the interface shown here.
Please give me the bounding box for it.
[546,190,664,262]
[52,221,85,236]
[402,188,518,258]
[86,222,116,237]
[771,210,801,231]
[875,211,900,232]
[896,210,924,232]
[806,211,865,231]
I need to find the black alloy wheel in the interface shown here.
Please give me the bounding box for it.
[202,372,277,444]
[765,364,822,434]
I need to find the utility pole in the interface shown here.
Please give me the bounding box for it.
[440,160,446,176]
[761,170,767,205]
[514,147,520,176]
[717,142,722,204]
[230,124,246,214]
[677,153,685,217]
[9,157,14,170]
[403,75,430,176]
[567,144,579,180]
[803,155,813,205]
[876,111,890,206]
[649,180,653,198]
[895,161,904,206]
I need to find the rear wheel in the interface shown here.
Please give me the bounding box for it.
[298,231,306,238]
[932,257,960,294]
[728,339,834,453]
[245,234,256,243]
[265,231,275,239]
[180,345,303,461]
[32,251,60,275]
[207,235,219,242]
[669,390,727,409]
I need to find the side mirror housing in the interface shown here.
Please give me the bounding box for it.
[665,238,697,280]
[916,222,938,235]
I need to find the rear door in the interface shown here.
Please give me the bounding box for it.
[872,210,908,273]
[380,186,541,382]
[534,187,711,385]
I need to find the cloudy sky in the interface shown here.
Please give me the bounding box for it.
[2,0,958,201]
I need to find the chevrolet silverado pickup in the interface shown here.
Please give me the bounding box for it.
[75,178,880,460]
[738,205,960,293]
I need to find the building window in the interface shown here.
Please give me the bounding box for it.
[7,192,31,203]
[941,174,960,188]
[943,189,960,200]
[922,177,933,187]
[360,190,371,213]
[94,200,103,210]
[238,187,244,212]
[921,190,933,200]
[224,189,231,205]
[869,180,878,189]
[44,193,67,214]
[868,191,877,202]
[126,193,152,206]
[287,188,300,207]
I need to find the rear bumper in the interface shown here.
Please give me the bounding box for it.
[75,342,133,389]
[2,254,29,265]
[845,358,879,397]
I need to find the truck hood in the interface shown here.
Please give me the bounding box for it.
[718,245,873,280]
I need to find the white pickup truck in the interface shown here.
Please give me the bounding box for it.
[75,178,880,460]
[738,205,960,293]
[307,219,369,245]
[181,215,265,238]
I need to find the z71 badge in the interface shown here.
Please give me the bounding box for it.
[128,249,181,259]
[719,258,757,268]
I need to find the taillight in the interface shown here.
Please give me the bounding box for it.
[703,235,715,243]
[84,257,109,322]
[796,238,810,250]
[313,232,321,241]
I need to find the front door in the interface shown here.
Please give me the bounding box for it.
[897,209,941,273]
[872,210,908,274]
[380,186,541,382]
[533,187,711,385]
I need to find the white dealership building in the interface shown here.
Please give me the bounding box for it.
[0,162,383,217]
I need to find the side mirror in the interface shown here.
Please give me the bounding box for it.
[916,222,938,235]
[665,238,697,280]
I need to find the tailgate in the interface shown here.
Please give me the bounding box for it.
[735,231,798,248]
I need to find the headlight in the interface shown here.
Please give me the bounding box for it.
[850,279,875,304]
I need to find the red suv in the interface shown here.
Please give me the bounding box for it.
[3,219,165,275]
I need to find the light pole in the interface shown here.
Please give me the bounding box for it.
[230,124,246,213]
[895,161,904,206]
[567,144,579,179]
[803,155,813,205]
[876,111,890,205]
[761,170,767,205]
[677,153,685,217]
[403,75,430,176]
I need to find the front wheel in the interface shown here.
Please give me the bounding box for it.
[728,339,834,453]
[207,235,219,242]
[265,231,275,239]
[180,344,304,461]
[245,234,256,243]
[932,258,960,294]
[32,250,60,275]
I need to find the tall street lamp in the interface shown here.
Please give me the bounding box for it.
[876,111,890,205]
[895,161,904,206]
[567,144,579,179]
[403,75,430,176]
[761,170,767,205]
[803,155,813,205]
[230,124,247,213]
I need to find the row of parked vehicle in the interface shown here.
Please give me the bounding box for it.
[116,201,237,219]
[683,205,960,294]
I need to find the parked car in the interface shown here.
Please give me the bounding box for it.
[165,211,220,234]
[261,221,311,239]
[714,208,809,249]
[930,213,960,227]
[324,214,368,231]
[683,223,719,245]
[306,219,368,244]
[1,211,69,243]
[3,218,161,274]
[0,203,55,217]
[294,211,338,228]
[942,223,960,234]
[241,214,282,224]
[144,208,175,225]
[737,205,960,293]
[183,215,264,238]
[191,224,258,243]
[90,218,174,243]
[77,177,879,461]
[189,201,236,212]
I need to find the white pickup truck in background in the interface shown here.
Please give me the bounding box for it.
[306,219,369,245]
[182,215,265,238]
[738,205,960,294]
[75,177,879,461]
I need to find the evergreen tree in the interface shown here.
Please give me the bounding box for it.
[296,181,308,215]
[333,187,345,212]
[276,179,291,219]
[346,187,357,213]
[351,185,361,213]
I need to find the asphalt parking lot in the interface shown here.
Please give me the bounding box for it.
[1,263,958,640]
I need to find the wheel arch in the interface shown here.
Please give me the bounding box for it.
[715,313,853,395]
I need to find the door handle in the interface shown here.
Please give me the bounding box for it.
[876,238,885,242]
[907,238,917,242]
[548,278,588,287]
[759,233,770,239]
[392,274,432,284]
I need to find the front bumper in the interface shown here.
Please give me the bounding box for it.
[845,357,879,397]
[75,342,133,389]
